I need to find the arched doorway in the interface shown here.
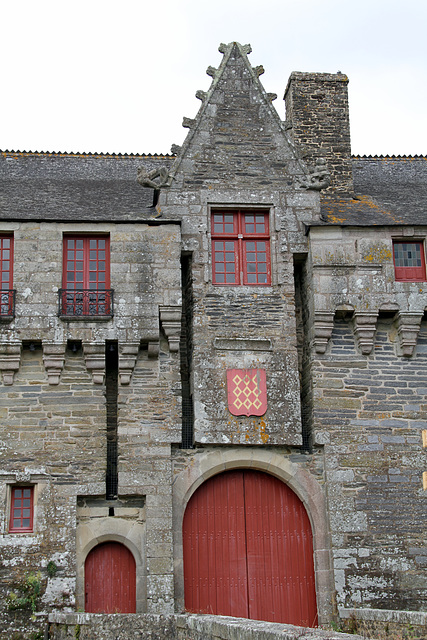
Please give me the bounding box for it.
[85,541,136,613]
[183,469,317,626]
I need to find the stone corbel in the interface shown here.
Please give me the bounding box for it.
[83,343,105,385]
[0,342,22,385]
[148,341,160,359]
[313,312,335,354]
[352,311,379,355]
[118,342,140,385]
[42,342,66,385]
[397,312,423,357]
[159,306,182,353]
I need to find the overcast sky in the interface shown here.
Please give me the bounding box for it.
[2,0,426,156]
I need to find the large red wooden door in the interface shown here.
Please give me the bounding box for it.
[183,470,317,627]
[85,542,136,613]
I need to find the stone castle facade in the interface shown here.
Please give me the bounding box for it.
[0,42,426,639]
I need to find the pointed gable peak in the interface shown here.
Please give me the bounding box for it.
[170,42,303,189]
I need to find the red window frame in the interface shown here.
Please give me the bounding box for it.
[0,235,13,290]
[212,210,271,285]
[9,486,34,533]
[393,241,426,282]
[63,236,110,290]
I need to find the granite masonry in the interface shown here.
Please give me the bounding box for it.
[0,42,426,640]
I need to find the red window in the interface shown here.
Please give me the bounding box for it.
[0,235,14,316]
[61,236,112,316]
[393,241,426,281]
[212,211,271,285]
[9,486,34,533]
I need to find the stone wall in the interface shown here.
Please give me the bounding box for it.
[312,317,427,611]
[48,613,365,640]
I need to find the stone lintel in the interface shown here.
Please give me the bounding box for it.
[352,311,379,355]
[160,306,182,353]
[83,342,105,385]
[0,342,22,385]
[118,342,140,385]
[397,312,423,357]
[42,342,66,385]
[313,312,335,354]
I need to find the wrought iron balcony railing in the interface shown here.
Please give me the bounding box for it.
[58,289,114,318]
[0,289,16,318]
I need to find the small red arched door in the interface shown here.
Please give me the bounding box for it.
[183,470,317,627]
[85,541,136,613]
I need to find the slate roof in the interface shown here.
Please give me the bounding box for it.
[0,151,174,222]
[321,156,427,226]
[1,151,426,228]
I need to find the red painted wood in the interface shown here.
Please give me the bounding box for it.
[183,470,248,617]
[63,236,110,290]
[85,542,136,613]
[211,210,271,286]
[9,486,33,533]
[183,470,318,627]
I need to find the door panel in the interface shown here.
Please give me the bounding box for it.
[85,541,136,613]
[183,470,318,626]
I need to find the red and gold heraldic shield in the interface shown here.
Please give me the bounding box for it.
[227,369,267,417]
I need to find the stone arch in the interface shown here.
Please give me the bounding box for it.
[173,448,334,625]
[76,516,146,612]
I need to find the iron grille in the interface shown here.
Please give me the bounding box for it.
[58,289,113,317]
[0,290,15,317]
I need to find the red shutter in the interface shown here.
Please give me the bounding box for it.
[183,470,318,627]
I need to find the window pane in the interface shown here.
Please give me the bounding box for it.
[76,240,84,249]
[76,251,84,260]
[22,519,30,527]
[3,239,10,248]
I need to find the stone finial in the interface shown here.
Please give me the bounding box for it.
[159,306,182,352]
[301,158,331,191]
[253,65,264,77]
[206,66,217,78]
[182,117,196,129]
[313,312,335,354]
[242,44,252,54]
[137,166,171,190]
[397,312,423,357]
[195,90,207,101]
[267,93,278,102]
[352,312,379,355]
[170,144,181,155]
[83,343,105,385]
[218,43,227,54]
[0,342,22,385]
[43,342,66,385]
[118,343,140,385]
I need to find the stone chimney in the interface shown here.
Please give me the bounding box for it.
[284,72,353,194]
